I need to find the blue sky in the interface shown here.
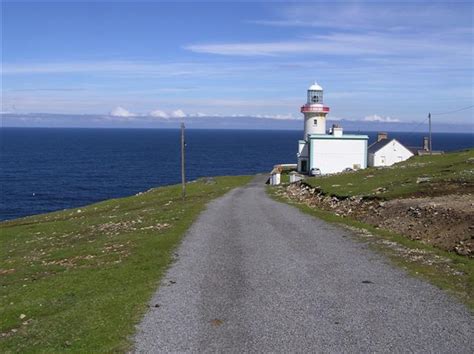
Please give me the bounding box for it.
[2,1,473,127]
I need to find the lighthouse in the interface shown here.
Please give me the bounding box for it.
[301,82,330,136]
[297,82,369,175]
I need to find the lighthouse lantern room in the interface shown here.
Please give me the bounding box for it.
[297,82,369,175]
[301,82,330,136]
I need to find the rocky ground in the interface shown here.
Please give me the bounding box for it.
[282,182,473,257]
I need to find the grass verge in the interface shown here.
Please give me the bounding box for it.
[0,175,252,352]
[304,149,473,199]
[268,186,473,310]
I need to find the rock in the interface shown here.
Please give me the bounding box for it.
[416,177,431,183]
[203,177,216,185]
[373,187,387,194]
[19,314,26,320]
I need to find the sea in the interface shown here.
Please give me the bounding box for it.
[1,128,473,221]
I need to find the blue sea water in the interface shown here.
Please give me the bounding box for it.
[1,128,473,221]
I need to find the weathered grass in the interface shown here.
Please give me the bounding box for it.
[0,175,252,352]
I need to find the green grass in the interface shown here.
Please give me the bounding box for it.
[0,175,252,352]
[305,149,474,199]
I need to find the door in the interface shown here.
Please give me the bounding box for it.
[301,160,308,173]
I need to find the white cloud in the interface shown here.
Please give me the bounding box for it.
[185,30,470,58]
[171,109,186,118]
[189,112,207,117]
[252,3,473,32]
[363,114,400,123]
[184,40,380,56]
[254,113,297,120]
[1,61,241,78]
[149,109,169,118]
[109,106,136,118]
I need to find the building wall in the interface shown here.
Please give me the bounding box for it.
[298,140,308,156]
[310,138,367,174]
[368,153,375,167]
[297,140,309,173]
[370,140,413,167]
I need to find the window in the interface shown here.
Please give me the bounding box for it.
[313,119,318,126]
[308,91,323,104]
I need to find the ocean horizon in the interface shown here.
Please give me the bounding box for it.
[1,127,473,221]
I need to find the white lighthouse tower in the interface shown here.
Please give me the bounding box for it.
[301,82,330,137]
[297,82,369,175]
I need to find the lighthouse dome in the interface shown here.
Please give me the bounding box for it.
[308,82,323,91]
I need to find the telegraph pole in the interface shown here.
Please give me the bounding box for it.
[181,122,186,199]
[428,112,432,155]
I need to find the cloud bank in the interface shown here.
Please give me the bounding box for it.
[149,109,169,118]
[364,114,400,123]
[171,109,186,118]
[109,106,136,118]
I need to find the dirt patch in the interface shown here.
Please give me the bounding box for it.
[281,182,473,256]
[92,220,170,236]
[0,269,16,276]
[41,254,97,268]
[343,225,464,277]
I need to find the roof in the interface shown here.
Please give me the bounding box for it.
[367,138,413,154]
[308,82,323,91]
[368,138,392,153]
[308,134,368,140]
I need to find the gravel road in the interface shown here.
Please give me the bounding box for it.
[134,175,473,353]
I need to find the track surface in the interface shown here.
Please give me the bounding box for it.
[134,176,473,352]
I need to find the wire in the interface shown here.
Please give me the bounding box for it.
[410,116,429,132]
[431,105,474,115]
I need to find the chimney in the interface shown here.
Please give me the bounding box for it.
[377,132,388,142]
[423,136,429,151]
[332,124,343,137]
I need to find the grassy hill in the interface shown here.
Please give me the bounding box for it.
[0,176,252,352]
[305,149,474,199]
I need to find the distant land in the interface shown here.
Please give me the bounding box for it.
[2,113,472,133]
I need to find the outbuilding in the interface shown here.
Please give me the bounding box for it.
[368,132,414,167]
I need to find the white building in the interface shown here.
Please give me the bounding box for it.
[297,83,368,174]
[368,133,414,167]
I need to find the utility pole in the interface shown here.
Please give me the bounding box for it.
[428,112,432,155]
[181,122,186,199]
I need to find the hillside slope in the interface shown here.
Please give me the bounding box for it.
[305,148,474,199]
